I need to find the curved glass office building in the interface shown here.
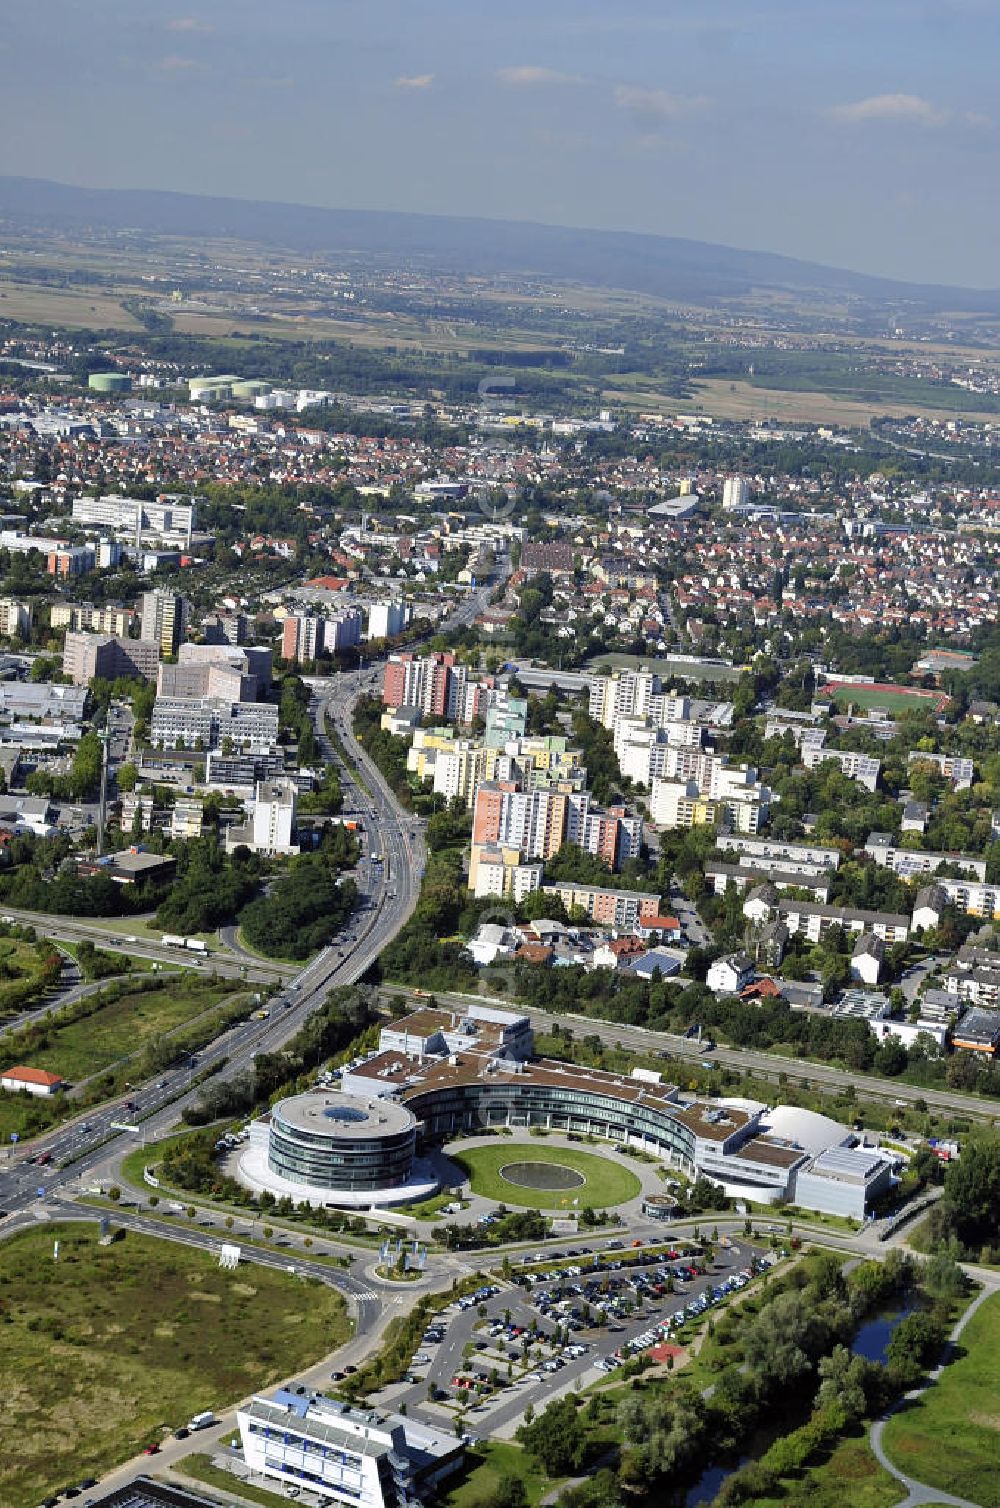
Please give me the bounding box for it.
[403,1068,700,1168]
[267,1092,418,1194]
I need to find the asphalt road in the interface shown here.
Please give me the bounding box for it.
[0,903,286,982]
[0,537,511,1215]
[382,1238,764,1439]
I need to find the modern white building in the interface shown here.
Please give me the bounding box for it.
[801,742,881,792]
[906,751,974,791]
[72,492,196,547]
[793,1146,897,1220]
[224,779,299,856]
[368,599,410,641]
[915,877,1000,927]
[0,598,31,638]
[722,476,750,510]
[864,834,986,884]
[150,696,279,751]
[237,1390,464,1508]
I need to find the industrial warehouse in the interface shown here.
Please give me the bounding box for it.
[238,1004,898,1220]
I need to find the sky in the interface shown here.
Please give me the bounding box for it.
[2,0,998,288]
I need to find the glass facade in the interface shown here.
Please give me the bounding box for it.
[405,1080,697,1164]
[268,1106,416,1192]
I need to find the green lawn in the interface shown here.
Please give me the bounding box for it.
[0,1223,350,1508]
[87,915,223,951]
[440,1440,553,1508]
[882,1292,1000,1507]
[407,1191,468,1221]
[453,1142,642,1209]
[748,1430,901,1508]
[827,683,945,713]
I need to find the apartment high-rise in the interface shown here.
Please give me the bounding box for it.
[382,652,466,720]
[140,590,188,656]
[722,476,751,510]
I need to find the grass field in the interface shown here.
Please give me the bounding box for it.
[86,914,224,952]
[747,1430,900,1508]
[881,1292,1000,1507]
[826,682,950,714]
[689,376,1000,425]
[0,1223,350,1507]
[440,1440,552,1508]
[23,976,235,1084]
[0,977,241,1142]
[0,280,142,331]
[453,1142,641,1210]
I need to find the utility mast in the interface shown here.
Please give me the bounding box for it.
[96,726,111,857]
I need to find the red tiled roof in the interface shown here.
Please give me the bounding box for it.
[2,1065,62,1087]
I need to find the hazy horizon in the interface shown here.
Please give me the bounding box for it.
[2,1,997,288]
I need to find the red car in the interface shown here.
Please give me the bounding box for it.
[142,1444,160,1456]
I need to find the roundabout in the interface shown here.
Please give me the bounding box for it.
[452,1141,642,1209]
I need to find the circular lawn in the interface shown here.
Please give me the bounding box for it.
[452,1141,642,1209]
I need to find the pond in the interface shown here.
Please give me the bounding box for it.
[682,1298,921,1506]
[851,1296,921,1365]
[685,1456,751,1508]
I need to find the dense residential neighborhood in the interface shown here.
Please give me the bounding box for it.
[4,195,1000,1508]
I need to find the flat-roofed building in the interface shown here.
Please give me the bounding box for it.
[237,1390,464,1508]
[792,1146,897,1220]
[906,750,974,790]
[151,696,279,752]
[62,632,159,686]
[864,833,986,883]
[802,743,881,792]
[952,1006,1000,1055]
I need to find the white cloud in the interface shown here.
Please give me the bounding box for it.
[829,93,948,126]
[395,74,434,89]
[157,54,200,73]
[614,85,709,124]
[496,66,584,87]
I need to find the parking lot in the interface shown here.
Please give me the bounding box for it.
[374,1234,774,1436]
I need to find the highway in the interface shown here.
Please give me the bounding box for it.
[0,567,510,1234]
[0,903,287,983]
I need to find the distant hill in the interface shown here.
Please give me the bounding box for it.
[1,173,999,314]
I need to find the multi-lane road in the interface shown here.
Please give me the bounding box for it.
[0,568,508,1253]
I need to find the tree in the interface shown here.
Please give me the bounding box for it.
[517,1397,585,1475]
[940,1128,1000,1251]
[923,1247,967,1302]
[815,1344,869,1424]
[887,1311,946,1385]
[742,1289,826,1395]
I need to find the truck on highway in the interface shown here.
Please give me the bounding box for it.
[185,939,208,953]
[161,934,186,949]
